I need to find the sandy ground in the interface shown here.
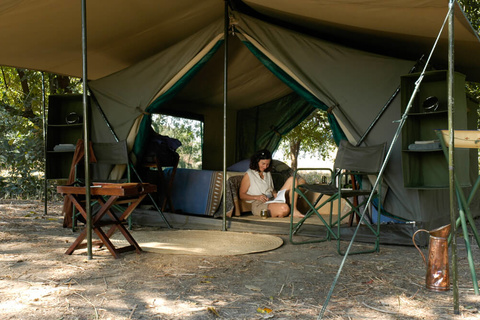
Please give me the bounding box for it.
[1,200,480,320]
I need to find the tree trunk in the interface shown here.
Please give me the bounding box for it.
[289,139,301,171]
[48,74,73,94]
[14,68,37,123]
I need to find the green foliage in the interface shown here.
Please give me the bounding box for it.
[467,82,480,101]
[459,0,480,31]
[0,107,43,198]
[0,67,81,199]
[300,169,332,185]
[151,114,203,169]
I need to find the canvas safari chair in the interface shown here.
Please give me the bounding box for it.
[72,140,133,230]
[62,139,96,228]
[289,139,387,255]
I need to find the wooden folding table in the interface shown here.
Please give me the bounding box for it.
[436,130,480,294]
[58,182,156,258]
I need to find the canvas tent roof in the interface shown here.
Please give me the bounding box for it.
[0,1,479,227]
[241,0,480,79]
[0,0,479,81]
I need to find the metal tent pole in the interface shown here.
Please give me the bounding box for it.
[81,0,93,260]
[447,0,459,314]
[222,0,229,231]
[318,6,454,318]
[319,71,425,320]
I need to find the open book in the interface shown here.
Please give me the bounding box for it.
[265,189,286,204]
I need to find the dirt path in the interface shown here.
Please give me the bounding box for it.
[1,200,479,319]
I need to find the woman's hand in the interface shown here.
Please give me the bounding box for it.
[258,194,268,202]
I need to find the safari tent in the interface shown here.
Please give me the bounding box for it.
[1,0,480,230]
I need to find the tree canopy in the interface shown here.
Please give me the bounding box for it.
[277,110,335,170]
[151,114,203,169]
[0,67,81,198]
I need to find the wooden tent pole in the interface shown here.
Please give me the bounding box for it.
[447,0,459,314]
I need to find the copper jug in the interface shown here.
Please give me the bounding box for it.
[412,224,451,291]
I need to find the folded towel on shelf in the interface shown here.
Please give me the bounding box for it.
[53,144,76,152]
[408,141,441,151]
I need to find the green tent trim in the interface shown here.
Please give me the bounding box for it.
[132,40,224,159]
[235,92,316,161]
[242,41,347,146]
[132,37,347,162]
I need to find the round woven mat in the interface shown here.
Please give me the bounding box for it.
[111,230,283,256]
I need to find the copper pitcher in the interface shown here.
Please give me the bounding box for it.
[412,224,451,291]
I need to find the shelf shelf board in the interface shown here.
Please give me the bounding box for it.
[407,110,447,116]
[402,149,442,153]
[48,123,83,127]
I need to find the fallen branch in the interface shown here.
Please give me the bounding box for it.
[128,304,138,319]
[362,302,399,315]
[278,283,285,295]
[407,278,424,288]
[263,260,285,264]
[74,293,99,320]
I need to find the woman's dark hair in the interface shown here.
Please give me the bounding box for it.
[249,149,272,171]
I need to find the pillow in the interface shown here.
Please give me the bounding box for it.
[270,160,292,175]
[227,159,293,174]
[227,159,250,172]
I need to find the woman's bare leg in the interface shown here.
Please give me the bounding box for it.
[280,176,306,217]
[268,203,290,217]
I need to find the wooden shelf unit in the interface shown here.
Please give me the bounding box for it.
[46,94,84,180]
[401,70,470,189]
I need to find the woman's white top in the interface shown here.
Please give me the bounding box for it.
[245,169,274,203]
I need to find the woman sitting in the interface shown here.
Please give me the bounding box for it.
[239,149,305,218]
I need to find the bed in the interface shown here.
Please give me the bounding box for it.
[164,168,244,216]
[164,160,293,217]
